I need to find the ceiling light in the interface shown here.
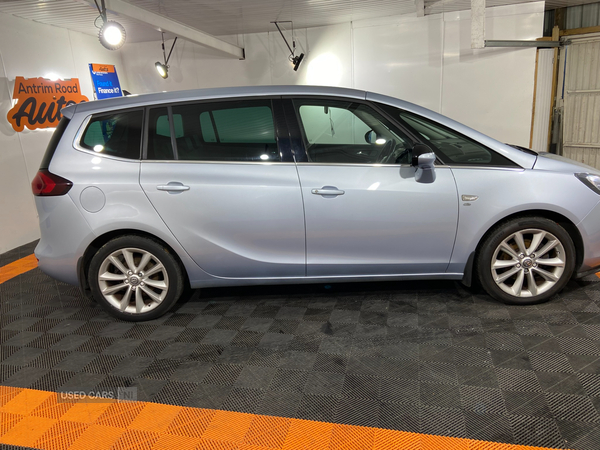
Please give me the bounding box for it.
[94,1,126,51]
[292,53,304,71]
[155,62,168,79]
[99,21,126,50]
[155,33,178,80]
[272,21,305,72]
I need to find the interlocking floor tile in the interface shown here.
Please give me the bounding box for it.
[3,245,600,448]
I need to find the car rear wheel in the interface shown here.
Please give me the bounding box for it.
[88,235,183,321]
[477,217,575,305]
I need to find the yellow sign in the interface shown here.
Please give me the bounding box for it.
[7,77,89,132]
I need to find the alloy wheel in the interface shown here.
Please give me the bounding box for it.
[97,247,169,314]
[491,228,566,298]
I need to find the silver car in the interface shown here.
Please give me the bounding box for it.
[32,85,600,321]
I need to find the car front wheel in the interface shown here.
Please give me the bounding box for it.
[477,217,575,305]
[88,235,183,321]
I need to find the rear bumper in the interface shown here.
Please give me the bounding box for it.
[34,195,95,286]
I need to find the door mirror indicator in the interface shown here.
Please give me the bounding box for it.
[412,143,436,183]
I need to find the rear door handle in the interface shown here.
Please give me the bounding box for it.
[156,182,190,193]
[311,186,345,197]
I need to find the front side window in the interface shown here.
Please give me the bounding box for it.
[293,99,413,164]
[167,100,280,162]
[80,110,143,159]
[380,105,518,167]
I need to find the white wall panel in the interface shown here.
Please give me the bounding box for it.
[441,5,542,146]
[0,12,126,253]
[530,49,554,153]
[353,15,443,113]
[0,49,40,254]
[304,23,353,88]
[1,3,544,254]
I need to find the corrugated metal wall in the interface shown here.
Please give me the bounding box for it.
[544,2,600,36]
[565,3,600,29]
[531,50,555,153]
[562,38,600,167]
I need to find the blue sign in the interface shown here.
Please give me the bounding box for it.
[88,63,123,100]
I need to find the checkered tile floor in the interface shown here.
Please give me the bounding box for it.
[1,241,600,449]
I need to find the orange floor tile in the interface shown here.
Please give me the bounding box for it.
[0,386,566,450]
[0,254,38,284]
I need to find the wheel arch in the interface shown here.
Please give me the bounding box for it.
[79,229,191,296]
[463,209,583,286]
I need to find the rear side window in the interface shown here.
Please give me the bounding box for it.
[147,107,175,160]
[40,116,70,169]
[210,106,275,144]
[80,110,143,159]
[146,100,280,162]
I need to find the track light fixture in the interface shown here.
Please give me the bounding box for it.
[94,0,126,50]
[155,33,178,79]
[271,21,305,71]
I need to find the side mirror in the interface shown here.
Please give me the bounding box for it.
[364,130,375,144]
[411,143,436,183]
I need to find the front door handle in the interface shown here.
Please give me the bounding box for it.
[311,186,345,197]
[156,182,190,193]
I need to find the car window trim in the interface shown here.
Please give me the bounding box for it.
[167,106,178,160]
[143,106,176,161]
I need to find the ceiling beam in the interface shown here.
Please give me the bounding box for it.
[471,0,485,49]
[102,0,244,59]
[424,0,462,15]
[415,0,424,17]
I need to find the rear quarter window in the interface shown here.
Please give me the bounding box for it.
[79,109,144,159]
[40,116,70,169]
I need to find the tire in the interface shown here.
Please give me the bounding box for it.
[477,217,575,305]
[88,235,184,321]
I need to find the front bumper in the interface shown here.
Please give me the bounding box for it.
[576,199,600,277]
[575,265,600,278]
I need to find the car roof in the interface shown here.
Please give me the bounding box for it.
[63,85,368,117]
[62,84,538,169]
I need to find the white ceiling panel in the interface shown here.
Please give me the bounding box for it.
[0,0,164,42]
[0,0,596,44]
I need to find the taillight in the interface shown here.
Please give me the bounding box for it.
[31,169,72,196]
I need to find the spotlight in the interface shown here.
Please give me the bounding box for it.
[292,53,304,71]
[155,62,168,79]
[272,21,305,72]
[155,33,178,80]
[99,21,126,50]
[94,1,126,50]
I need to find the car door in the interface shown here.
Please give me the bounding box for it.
[140,98,306,278]
[286,97,459,277]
